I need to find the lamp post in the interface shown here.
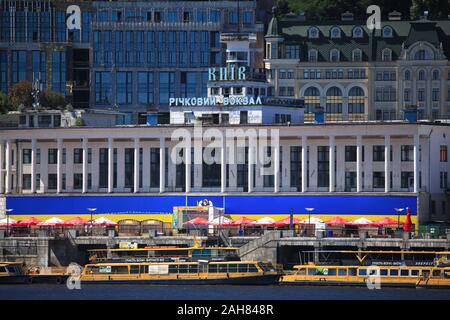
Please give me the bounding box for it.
[87,208,97,236]
[394,208,404,231]
[289,208,294,231]
[5,209,13,237]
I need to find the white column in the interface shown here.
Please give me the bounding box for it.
[82,138,88,193]
[301,136,307,192]
[413,133,420,193]
[5,140,11,194]
[248,138,254,193]
[220,137,226,193]
[159,137,165,193]
[384,135,390,193]
[108,138,113,193]
[185,144,191,193]
[274,143,279,193]
[31,138,36,193]
[329,136,335,192]
[356,135,362,193]
[134,138,139,193]
[56,138,62,193]
[142,144,150,192]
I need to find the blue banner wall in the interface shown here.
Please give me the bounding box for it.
[5,194,418,216]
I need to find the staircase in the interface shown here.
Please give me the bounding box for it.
[239,231,281,264]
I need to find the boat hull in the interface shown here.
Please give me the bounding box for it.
[80,274,280,286]
[0,275,68,285]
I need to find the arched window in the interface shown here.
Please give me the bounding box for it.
[432,69,439,80]
[326,86,342,113]
[404,70,411,80]
[330,49,340,62]
[382,26,393,38]
[308,27,319,39]
[308,49,318,62]
[352,26,363,38]
[304,86,320,113]
[382,48,392,62]
[414,49,433,60]
[352,49,362,62]
[418,70,426,81]
[330,27,341,38]
[348,87,365,114]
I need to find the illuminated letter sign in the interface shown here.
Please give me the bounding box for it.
[67,5,81,30]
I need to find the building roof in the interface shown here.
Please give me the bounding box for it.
[266,16,450,61]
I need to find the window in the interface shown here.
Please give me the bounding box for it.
[330,49,340,62]
[401,145,414,161]
[12,51,27,85]
[373,172,385,188]
[23,149,32,164]
[345,146,357,162]
[22,174,31,190]
[51,51,66,95]
[417,89,425,102]
[285,45,300,59]
[432,88,440,101]
[418,70,425,80]
[401,172,414,189]
[348,87,365,113]
[326,87,342,113]
[373,146,385,162]
[404,89,411,101]
[48,174,57,190]
[95,72,111,104]
[308,27,319,39]
[159,72,175,104]
[440,171,448,189]
[117,72,132,104]
[440,145,448,162]
[330,27,341,38]
[317,146,329,188]
[432,70,439,80]
[308,49,318,62]
[382,26,393,38]
[290,146,302,190]
[353,27,363,38]
[138,72,154,105]
[414,49,433,60]
[382,48,392,62]
[404,70,411,80]
[48,149,57,164]
[74,149,83,164]
[352,49,362,62]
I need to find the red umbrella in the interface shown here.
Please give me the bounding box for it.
[404,207,413,232]
[375,217,398,227]
[183,216,210,225]
[14,217,41,227]
[325,217,349,226]
[63,217,89,226]
[230,216,255,226]
[272,217,301,227]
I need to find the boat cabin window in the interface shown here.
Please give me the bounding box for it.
[411,270,419,276]
[130,265,140,274]
[400,269,409,276]
[0,266,7,273]
[189,265,198,273]
[358,269,367,276]
[219,265,228,273]
[140,265,149,274]
[325,268,337,276]
[380,269,388,276]
[296,268,307,275]
[338,269,347,276]
[168,265,178,273]
[348,268,357,276]
[238,264,249,273]
[443,270,450,278]
[178,265,188,273]
[432,270,442,277]
[208,264,218,273]
[257,262,275,272]
[228,264,238,273]
[249,264,259,273]
[390,269,399,276]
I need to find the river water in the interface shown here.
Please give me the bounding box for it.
[0,284,449,300]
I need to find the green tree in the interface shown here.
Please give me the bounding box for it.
[410,0,450,19]
[8,81,33,110]
[0,92,11,114]
[41,91,66,110]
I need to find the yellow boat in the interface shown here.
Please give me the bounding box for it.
[80,260,280,285]
[280,251,450,289]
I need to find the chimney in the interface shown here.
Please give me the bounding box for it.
[341,11,354,21]
[388,11,402,21]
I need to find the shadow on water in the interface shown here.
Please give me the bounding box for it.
[0,285,449,300]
